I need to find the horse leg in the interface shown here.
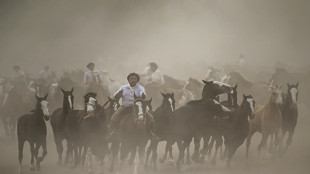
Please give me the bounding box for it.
[36,140,47,170]
[54,136,63,166]
[109,142,119,173]
[81,145,88,166]
[208,136,215,160]
[168,142,174,164]
[226,143,238,169]
[18,139,25,174]
[258,132,268,163]
[268,134,274,154]
[34,143,42,171]
[285,129,294,153]
[29,142,36,171]
[151,141,159,172]
[144,141,152,170]
[64,142,72,166]
[86,148,94,174]
[159,141,169,164]
[191,135,201,162]
[210,136,222,166]
[176,140,183,171]
[128,146,136,166]
[199,134,211,163]
[186,145,192,165]
[245,130,255,160]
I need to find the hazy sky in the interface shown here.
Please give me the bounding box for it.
[0,0,309,80]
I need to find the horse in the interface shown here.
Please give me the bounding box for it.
[205,84,238,165]
[64,92,97,167]
[80,96,119,174]
[169,98,232,170]
[246,84,283,161]
[145,92,175,171]
[50,88,74,166]
[280,82,299,154]
[109,95,154,174]
[221,95,255,168]
[17,94,50,173]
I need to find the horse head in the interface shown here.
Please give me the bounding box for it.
[202,80,232,100]
[287,82,299,107]
[60,87,74,110]
[35,93,50,121]
[161,92,175,112]
[269,84,283,105]
[133,93,152,120]
[242,94,255,119]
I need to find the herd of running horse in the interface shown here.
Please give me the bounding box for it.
[12,72,299,174]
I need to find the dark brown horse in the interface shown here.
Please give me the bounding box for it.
[17,94,50,173]
[109,95,153,174]
[281,82,299,154]
[50,88,74,166]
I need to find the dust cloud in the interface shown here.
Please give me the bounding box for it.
[0,0,310,174]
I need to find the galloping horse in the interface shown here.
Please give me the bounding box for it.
[17,94,50,173]
[145,92,175,171]
[80,96,119,173]
[50,88,74,166]
[281,82,299,154]
[246,84,283,161]
[109,95,154,174]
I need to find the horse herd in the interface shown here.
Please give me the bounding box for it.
[15,78,299,174]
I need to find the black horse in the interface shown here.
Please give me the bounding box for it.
[221,94,255,168]
[17,94,50,173]
[64,92,96,167]
[145,92,175,171]
[109,95,153,174]
[281,82,299,154]
[50,88,74,166]
[80,96,119,174]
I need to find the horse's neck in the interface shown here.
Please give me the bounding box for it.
[266,97,280,112]
[63,98,71,115]
[34,104,44,122]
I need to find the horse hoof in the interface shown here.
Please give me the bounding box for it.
[128,159,134,166]
[159,157,165,164]
[186,160,192,165]
[109,167,114,173]
[144,164,149,170]
[30,165,35,171]
[57,160,62,166]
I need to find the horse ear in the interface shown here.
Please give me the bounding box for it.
[70,87,74,94]
[35,94,40,100]
[287,83,290,88]
[149,98,152,103]
[171,92,174,97]
[243,94,246,98]
[296,82,299,88]
[60,88,65,94]
[202,80,212,84]
[161,92,165,97]
[234,84,238,89]
[43,93,48,100]
[134,93,137,99]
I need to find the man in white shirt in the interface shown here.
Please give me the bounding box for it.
[84,62,101,86]
[106,73,159,141]
[145,62,164,87]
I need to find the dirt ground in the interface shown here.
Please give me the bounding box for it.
[1,109,309,174]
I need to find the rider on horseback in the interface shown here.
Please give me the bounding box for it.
[106,72,160,141]
[84,62,101,87]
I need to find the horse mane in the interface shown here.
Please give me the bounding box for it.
[188,77,203,87]
[163,74,186,89]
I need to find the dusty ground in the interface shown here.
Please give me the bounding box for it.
[1,109,309,174]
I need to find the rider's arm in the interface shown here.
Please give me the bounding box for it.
[140,86,146,99]
[113,86,124,100]
[83,72,88,85]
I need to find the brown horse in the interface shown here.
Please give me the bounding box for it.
[109,95,154,174]
[246,84,283,161]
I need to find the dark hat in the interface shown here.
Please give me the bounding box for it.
[127,72,140,82]
[87,62,95,68]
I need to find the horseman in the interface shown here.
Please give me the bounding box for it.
[106,72,159,141]
[37,65,55,96]
[84,62,105,104]
[10,65,27,97]
[144,62,165,106]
